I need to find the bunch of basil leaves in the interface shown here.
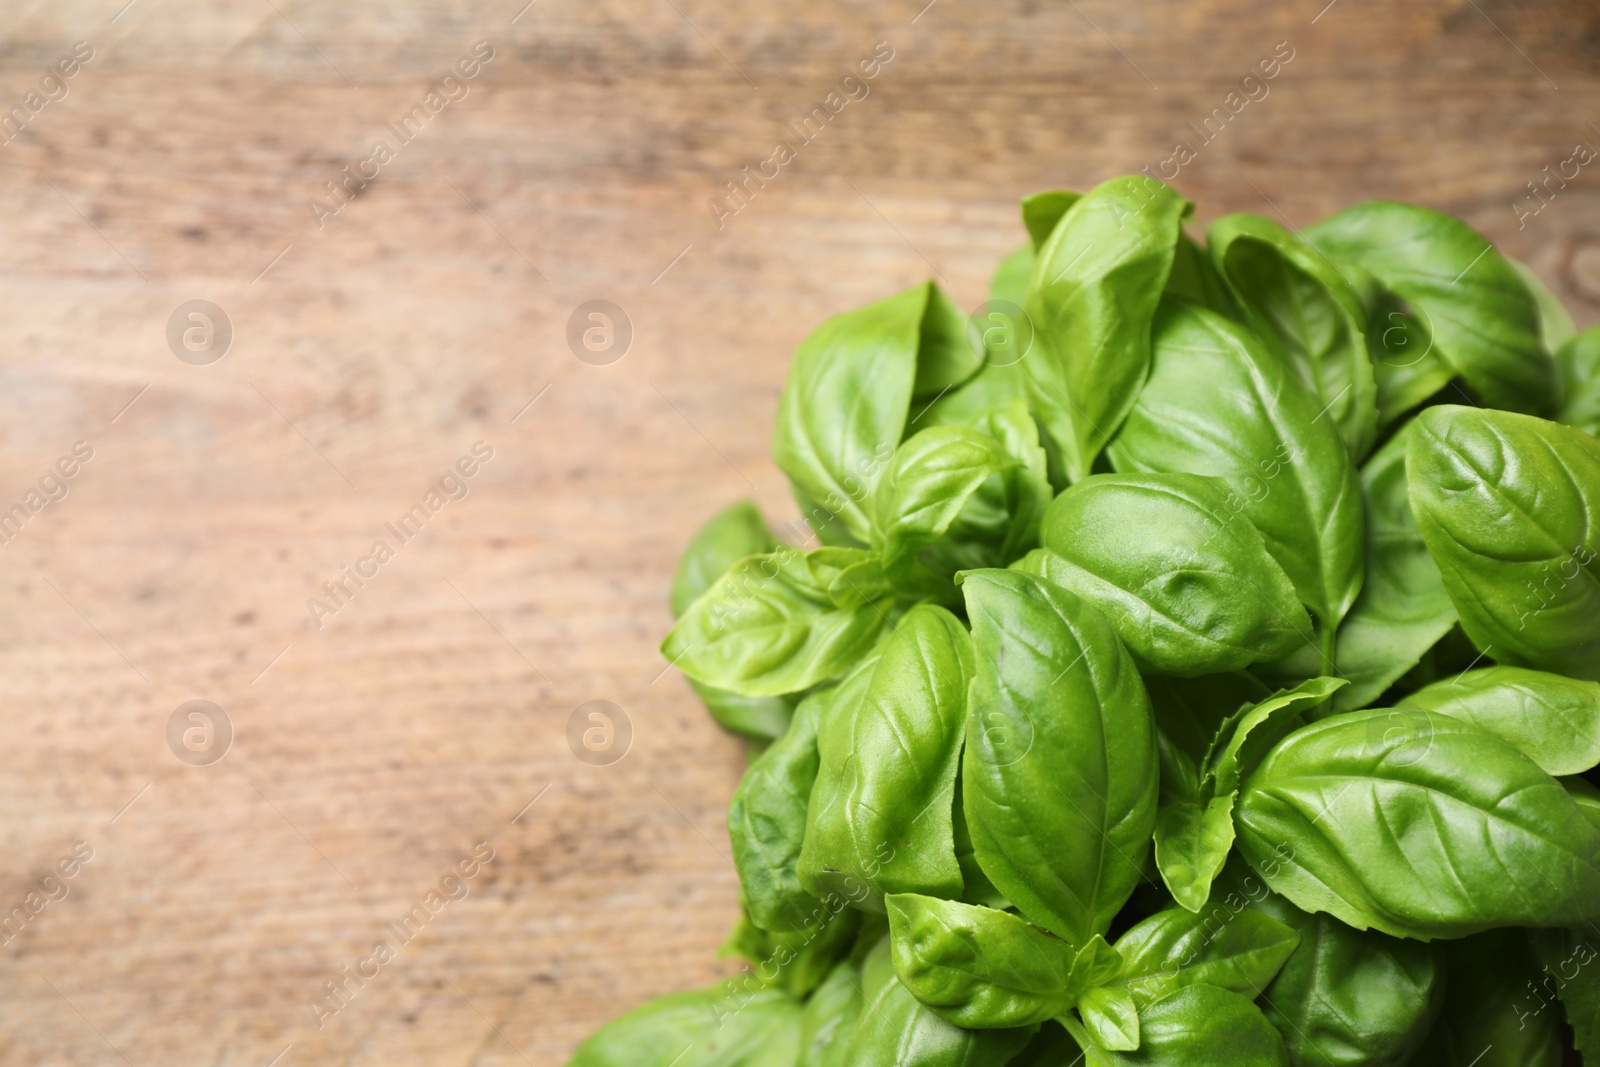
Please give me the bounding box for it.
[571,176,1600,1066]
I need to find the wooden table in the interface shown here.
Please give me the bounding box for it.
[0,0,1595,1062]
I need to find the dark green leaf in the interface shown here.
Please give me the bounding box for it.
[1529,927,1600,1056]
[1024,176,1191,482]
[1235,707,1600,938]
[960,569,1159,947]
[1036,472,1311,676]
[801,605,974,907]
[1512,258,1577,353]
[1109,297,1365,633]
[1306,200,1557,414]
[1407,405,1600,680]
[1153,677,1344,911]
[1165,232,1240,317]
[1245,880,1441,1067]
[1409,931,1563,1066]
[1209,212,1378,456]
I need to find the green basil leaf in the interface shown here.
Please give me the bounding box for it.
[800,961,865,1067]
[689,680,796,742]
[669,502,799,738]
[1512,258,1577,352]
[1094,984,1290,1066]
[1152,677,1342,911]
[872,426,1018,577]
[1305,200,1558,414]
[1037,472,1311,676]
[921,401,1053,576]
[1397,665,1600,776]
[1109,297,1365,635]
[1411,931,1564,1066]
[730,675,867,932]
[1246,887,1441,1067]
[672,501,781,617]
[1166,232,1240,317]
[1236,707,1600,939]
[567,984,803,1067]
[951,774,1008,910]
[1528,927,1600,1055]
[801,605,975,907]
[960,569,1159,946]
[1152,797,1235,914]
[774,283,971,543]
[1020,190,1082,251]
[1079,985,1140,1051]
[1024,176,1191,482]
[914,281,986,402]
[885,894,1077,1029]
[1556,326,1600,437]
[1260,422,1457,712]
[720,905,863,998]
[1407,405,1600,680]
[1110,905,1299,1008]
[1364,291,1452,429]
[1207,676,1347,797]
[1209,212,1378,457]
[844,938,1039,1066]
[663,548,891,696]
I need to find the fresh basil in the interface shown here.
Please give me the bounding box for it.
[567,984,803,1067]
[1397,665,1600,776]
[960,569,1158,947]
[801,605,974,907]
[1209,212,1378,457]
[1557,326,1600,437]
[1236,707,1600,938]
[843,937,1039,1066]
[663,548,891,696]
[1034,472,1310,676]
[1109,296,1365,647]
[601,179,1600,1067]
[1306,200,1558,415]
[1408,404,1600,680]
[1024,176,1191,482]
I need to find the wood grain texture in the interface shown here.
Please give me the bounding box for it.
[0,0,1596,1063]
